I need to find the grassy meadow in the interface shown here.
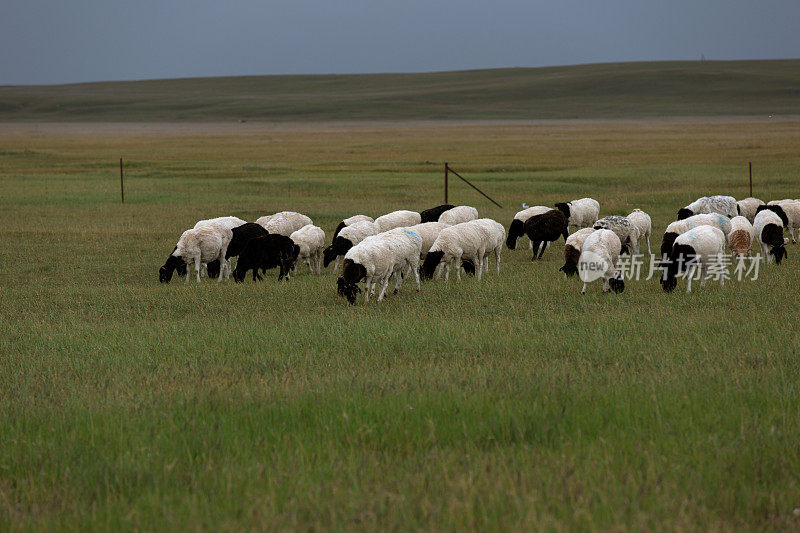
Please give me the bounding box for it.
[2,60,800,121]
[1,118,800,529]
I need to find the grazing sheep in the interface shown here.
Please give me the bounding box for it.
[560,228,596,276]
[626,209,652,255]
[332,214,374,239]
[420,204,456,223]
[438,205,479,225]
[766,199,800,243]
[660,213,733,258]
[206,222,269,279]
[736,197,765,223]
[337,229,423,304]
[194,216,247,231]
[232,234,300,282]
[677,195,737,220]
[661,225,726,292]
[578,229,624,294]
[322,220,382,269]
[162,226,232,284]
[524,209,569,260]
[256,211,313,236]
[374,210,422,232]
[506,206,552,250]
[753,209,788,264]
[554,198,600,232]
[727,216,754,258]
[462,218,505,276]
[593,216,640,255]
[290,224,326,275]
[421,221,488,281]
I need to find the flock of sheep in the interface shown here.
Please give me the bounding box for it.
[158,195,799,304]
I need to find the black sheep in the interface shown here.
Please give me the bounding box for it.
[232,234,299,282]
[523,210,568,261]
[207,223,268,278]
[420,204,455,223]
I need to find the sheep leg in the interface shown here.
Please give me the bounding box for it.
[528,238,533,250]
[393,268,403,294]
[646,235,652,255]
[686,265,696,292]
[495,247,501,274]
[413,264,420,292]
[334,256,340,272]
[444,261,450,281]
[474,254,483,281]
[185,261,192,284]
[699,264,708,289]
[377,277,390,301]
[195,257,202,283]
[456,257,462,281]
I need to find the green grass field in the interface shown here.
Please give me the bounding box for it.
[2,60,800,121]
[2,117,800,530]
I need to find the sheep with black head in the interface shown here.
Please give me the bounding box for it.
[553,198,600,233]
[322,220,381,270]
[578,229,624,294]
[560,227,595,276]
[337,229,423,304]
[754,208,788,264]
[660,225,726,292]
[677,195,737,220]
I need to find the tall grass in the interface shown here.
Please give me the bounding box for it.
[1,119,799,529]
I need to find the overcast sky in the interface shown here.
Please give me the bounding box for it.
[1,0,799,85]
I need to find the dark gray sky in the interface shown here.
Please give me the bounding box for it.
[2,0,799,85]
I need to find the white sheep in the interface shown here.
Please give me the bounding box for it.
[255,211,313,236]
[438,206,479,225]
[374,210,422,232]
[736,197,765,223]
[727,216,754,258]
[332,214,374,239]
[592,216,640,255]
[560,227,596,276]
[626,209,652,255]
[554,198,600,233]
[471,218,505,276]
[506,205,552,250]
[191,216,246,277]
[753,210,787,264]
[578,229,624,294]
[290,224,326,275]
[172,225,233,283]
[661,225,726,292]
[337,229,423,304]
[678,195,738,220]
[766,199,800,243]
[660,213,733,257]
[421,221,488,281]
[194,216,247,231]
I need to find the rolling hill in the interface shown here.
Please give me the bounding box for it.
[1,60,799,121]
